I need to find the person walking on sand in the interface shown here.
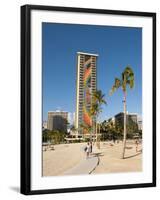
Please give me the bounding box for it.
[90,141,93,153]
[135,139,139,152]
[86,142,91,159]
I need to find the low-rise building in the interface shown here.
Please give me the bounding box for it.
[114,112,138,126]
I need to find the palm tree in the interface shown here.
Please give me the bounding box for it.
[90,90,107,147]
[80,123,92,140]
[70,125,78,139]
[110,66,134,158]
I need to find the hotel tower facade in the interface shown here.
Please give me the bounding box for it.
[75,52,98,137]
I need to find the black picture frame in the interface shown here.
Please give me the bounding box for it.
[21,4,156,195]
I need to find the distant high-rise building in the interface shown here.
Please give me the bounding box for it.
[75,52,98,136]
[47,111,68,132]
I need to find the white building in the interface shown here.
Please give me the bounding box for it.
[137,115,142,130]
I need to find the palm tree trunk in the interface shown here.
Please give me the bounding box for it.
[93,117,97,144]
[96,120,100,149]
[90,129,92,142]
[96,122,97,144]
[98,123,101,149]
[122,92,127,159]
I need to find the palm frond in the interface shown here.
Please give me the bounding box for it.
[101,99,107,105]
[90,103,99,115]
[129,79,134,88]
[115,78,121,88]
[93,90,106,104]
[122,66,135,90]
[124,66,134,75]
[110,85,116,95]
[110,77,121,95]
[129,73,134,88]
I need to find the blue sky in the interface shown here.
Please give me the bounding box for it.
[42,23,142,122]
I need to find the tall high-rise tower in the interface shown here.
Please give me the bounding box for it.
[75,52,98,137]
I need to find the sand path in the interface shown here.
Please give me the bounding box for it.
[93,141,142,174]
[43,143,86,176]
[43,141,142,176]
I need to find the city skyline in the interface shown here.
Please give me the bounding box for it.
[43,111,142,126]
[42,23,142,122]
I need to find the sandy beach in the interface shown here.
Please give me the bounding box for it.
[42,141,142,176]
[93,141,142,174]
[42,143,86,176]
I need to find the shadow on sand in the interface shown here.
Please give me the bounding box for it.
[124,151,142,159]
[92,152,104,157]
